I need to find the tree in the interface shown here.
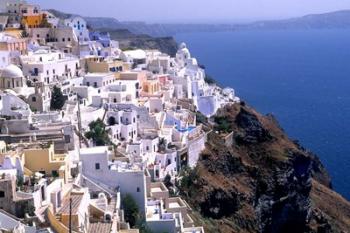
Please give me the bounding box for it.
[136,216,153,233]
[85,118,110,146]
[158,138,167,152]
[204,74,216,85]
[123,194,139,227]
[16,174,24,190]
[163,174,173,189]
[39,17,52,28]
[178,166,200,199]
[163,174,176,197]
[50,86,66,110]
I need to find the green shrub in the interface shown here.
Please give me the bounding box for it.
[122,194,139,227]
[85,118,110,146]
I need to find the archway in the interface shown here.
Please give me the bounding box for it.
[108,116,116,126]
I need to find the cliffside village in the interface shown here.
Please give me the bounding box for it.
[0,1,239,232]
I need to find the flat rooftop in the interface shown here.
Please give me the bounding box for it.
[80,146,108,155]
[151,187,163,193]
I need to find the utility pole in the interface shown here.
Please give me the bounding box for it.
[77,95,82,149]
[69,197,72,233]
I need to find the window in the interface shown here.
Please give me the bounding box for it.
[62,38,65,42]
[0,191,4,198]
[95,163,100,170]
[137,187,140,192]
[52,170,59,177]
[32,96,36,102]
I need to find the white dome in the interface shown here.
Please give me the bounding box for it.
[180,47,191,59]
[179,42,187,49]
[1,65,24,78]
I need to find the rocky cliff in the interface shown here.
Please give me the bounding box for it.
[47,9,179,56]
[178,103,350,233]
[104,29,178,57]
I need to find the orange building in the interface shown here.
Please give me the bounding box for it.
[143,77,161,95]
[21,14,44,28]
[20,3,47,28]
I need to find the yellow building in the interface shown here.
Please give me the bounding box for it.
[84,56,130,78]
[23,144,70,182]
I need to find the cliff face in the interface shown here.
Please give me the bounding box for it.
[179,103,350,233]
[47,10,179,56]
[87,28,178,57]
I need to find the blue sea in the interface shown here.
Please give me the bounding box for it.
[176,30,350,200]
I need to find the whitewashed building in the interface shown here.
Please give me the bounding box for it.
[79,146,147,212]
[21,49,80,84]
[64,16,90,42]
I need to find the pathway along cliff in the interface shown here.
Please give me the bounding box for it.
[176,103,350,233]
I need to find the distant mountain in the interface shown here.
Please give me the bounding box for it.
[137,10,350,36]
[47,9,350,41]
[45,8,350,55]
[242,10,350,30]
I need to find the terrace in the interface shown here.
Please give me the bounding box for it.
[150,182,169,201]
[167,197,188,217]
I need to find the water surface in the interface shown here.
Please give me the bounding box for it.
[176,30,350,199]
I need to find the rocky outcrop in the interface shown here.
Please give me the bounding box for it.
[178,103,350,233]
[48,9,179,56]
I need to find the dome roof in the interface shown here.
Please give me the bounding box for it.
[1,65,24,78]
[178,47,191,58]
[179,42,187,49]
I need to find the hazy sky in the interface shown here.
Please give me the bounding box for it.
[29,0,350,23]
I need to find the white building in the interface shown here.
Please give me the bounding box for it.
[0,64,25,93]
[83,72,115,88]
[0,50,10,69]
[21,49,80,84]
[0,90,31,119]
[120,49,147,67]
[64,16,90,42]
[79,146,147,213]
[105,108,138,143]
[107,79,140,104]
